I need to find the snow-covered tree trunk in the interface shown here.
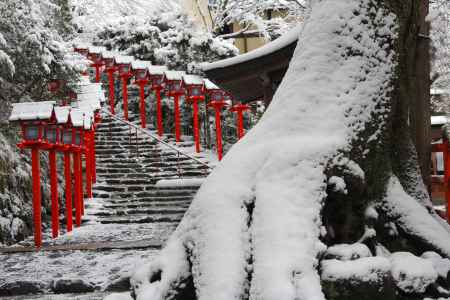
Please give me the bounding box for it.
[130,1,450,299]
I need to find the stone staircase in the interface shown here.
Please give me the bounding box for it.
[88,113,210,226]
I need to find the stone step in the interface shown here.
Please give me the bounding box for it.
[105,195,194,204]
[93,189,197,199]
[95,214,184,224]
[102,200,192,209]
[91,207,188,217]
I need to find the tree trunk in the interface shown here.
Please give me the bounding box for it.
[129,1,450,300]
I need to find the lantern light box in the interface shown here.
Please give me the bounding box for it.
[183,75,205,99]
[148,66,168,89]
[132,60,152,81]
[164,71,186,95]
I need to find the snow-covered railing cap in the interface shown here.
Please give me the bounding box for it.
[54,106,71,124]
[203,79,220,91]
[9,101,56,122]
[148,65,168,76]
[431,116,448,126]
[164,70,186,81]
[114,55,134,65]
[431,88,450,96]
[131,60,152,70]
[183,74,204,86]
[88,46,106,55]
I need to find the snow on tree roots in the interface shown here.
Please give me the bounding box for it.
[128,0,450,299]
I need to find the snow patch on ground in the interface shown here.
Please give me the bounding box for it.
[390,252,438,293]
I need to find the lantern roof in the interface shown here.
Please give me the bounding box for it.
[75,94,102,111]
[115,55,134,65]
[88,46,106,55]
[204,79,220,91]
[148,65,168,76]
[70,108,93,129]
[183,74,204,86]
[131,60,152,70]
[74,42,89,50]
[9,101,56,122]
[164,70,186,81]
[54,106,72,125]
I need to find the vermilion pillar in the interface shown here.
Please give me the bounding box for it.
[31,147,42,248]
[230,104,250,140]
[174,94,181,142]
[107,69,116,115]
[121,75,130,120]
[79,153,84,216]
[73,151,82,227]
[92,64,102,83]
[49,149,59,239]
[156,88,163,137]
[85,136,92,199]
[91,130,97,183]
[138,82,147,128]
[209,101,226,161]
[64,152,73,232]
[192,99,201,153]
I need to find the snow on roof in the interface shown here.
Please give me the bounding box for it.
[114,55,134,65]
[202,24,302,71]
[70,108,93,129]
[431,88,449,95]
[131,60,152,70]
[88,46,106,54]
[431,115,448,126]
[76,94,102,111]
[9,101,56,122]
[164,70,186,81]
[183,74,204,86]
[54,106,71,124]
[204,79,220,90]
[148,65,168,76]
[74,42,89,49]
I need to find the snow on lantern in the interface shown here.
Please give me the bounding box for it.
[115,55,135,121]
[230,102,250,140]
[183,74,205,153]
[53,106,74,233]
[87,46,106,83]
[164,71,186,143]
[101,51,118,115]
[74,43,89,57]
[9,101,56,248]
[205,79,228,161]
[132,60,152,128]
[149,65,168,137]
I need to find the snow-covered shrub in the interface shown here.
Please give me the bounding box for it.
[95,12,238,73]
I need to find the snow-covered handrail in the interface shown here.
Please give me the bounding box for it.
[101,109,212,170]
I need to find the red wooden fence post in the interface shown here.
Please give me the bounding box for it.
[156,88,164,137]
[107,70,116,115]
[208,101,226,161]
[94,65,102,83]
[91,129,97,183]
[230,104,250,140]
[79,152,84,216]
[73,151,82,227]
[64,152,73,232]
[138,82,147,128]
[121,75,129,120]
[174,94,181,143]
[85,135,92,199]
[31,147,42,248]
[49,149,59,239]
[192,100,200,153]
